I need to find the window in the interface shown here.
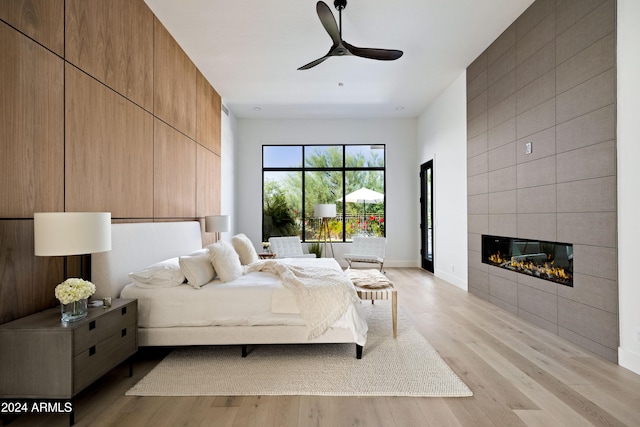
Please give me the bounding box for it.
[262,145,385,242]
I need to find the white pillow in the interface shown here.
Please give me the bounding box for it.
[231,234,259,265]
[179,251,215,289]
[208,241,243,283]
[129,257,185,288]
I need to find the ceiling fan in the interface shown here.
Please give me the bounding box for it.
[298,0,404,70]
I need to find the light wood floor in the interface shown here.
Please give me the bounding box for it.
[6,268,640,427]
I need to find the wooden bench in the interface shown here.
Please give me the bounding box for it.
[346,269,397,338]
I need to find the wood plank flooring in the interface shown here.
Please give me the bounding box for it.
[5,268,640,427]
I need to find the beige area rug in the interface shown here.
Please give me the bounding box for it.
[126,304,473,397]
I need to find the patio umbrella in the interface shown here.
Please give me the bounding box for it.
[338,187,384,219]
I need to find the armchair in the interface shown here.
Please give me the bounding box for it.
[344,236,386,272]
[268,237,316,258]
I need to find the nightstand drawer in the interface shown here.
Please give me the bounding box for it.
[73,321,137,391]
[73,301,137,355]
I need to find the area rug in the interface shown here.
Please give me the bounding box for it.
[126,304,472,397]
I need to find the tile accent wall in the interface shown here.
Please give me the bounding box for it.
[466,0,618,362]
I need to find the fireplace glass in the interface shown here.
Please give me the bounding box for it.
[482,235,573,287]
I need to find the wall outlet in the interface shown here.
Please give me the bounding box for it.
[451,264,455,272]
[525,142,533,155]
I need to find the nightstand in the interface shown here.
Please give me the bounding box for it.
[258,252,276,259]
[0,299,137,425]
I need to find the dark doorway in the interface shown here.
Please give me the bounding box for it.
[420,160,434,272]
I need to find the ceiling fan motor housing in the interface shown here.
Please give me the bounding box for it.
[334,0,347,11]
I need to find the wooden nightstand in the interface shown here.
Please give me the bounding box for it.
[0,299,137,425]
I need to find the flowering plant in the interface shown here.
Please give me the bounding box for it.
[262,242,271,252]
[55,278,96,304]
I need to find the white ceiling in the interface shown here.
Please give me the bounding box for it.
[144,0,534,119]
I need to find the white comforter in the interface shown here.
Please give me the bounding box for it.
[120,258,367,345]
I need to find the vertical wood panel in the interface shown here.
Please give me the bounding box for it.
[196,145,221,218]
[65,0,153,111]
[0,0,64,56]
[154,119,197,218]
[154,17,196,139]
[196,70,222,155]
[0,22,64,218]
[65,64,154,217]
[0,220,61,324]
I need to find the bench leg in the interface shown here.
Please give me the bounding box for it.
[356,344,363,359]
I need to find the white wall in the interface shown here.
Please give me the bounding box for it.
[235,118,418,267]
[220,104,238,238]
[416,72,468,290]
[617,0,640,375]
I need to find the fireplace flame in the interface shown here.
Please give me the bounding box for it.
[487,251,571,283]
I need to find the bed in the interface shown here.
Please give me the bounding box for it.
[91,221,367,358]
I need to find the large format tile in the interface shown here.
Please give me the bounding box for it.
[572,244,617,281]
[557,297,618,350]
[556,104,615,153]
[516,98,555,139]
[557,176,616,213]
[517,11,555,65]
[516,127,556,164]
[556,0,615,64]
[516,40,555,90]
[556,140,615,183]
[557,212,616,247]
[556,68,615,124]
[516,213,557,242]
[516,70,555,115]
[516,155,556,188]
[558,273,617,314]
[488,118,516,150]
[518,283,558,323]
[517,184,557,214]
[556,33,615,95]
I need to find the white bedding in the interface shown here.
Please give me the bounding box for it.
[120,257,368,345]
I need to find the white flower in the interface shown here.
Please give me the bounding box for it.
[55,278,96,305]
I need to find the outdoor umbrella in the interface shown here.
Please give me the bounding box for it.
[338,187,384,220]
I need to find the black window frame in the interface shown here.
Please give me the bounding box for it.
[262,144,386,242]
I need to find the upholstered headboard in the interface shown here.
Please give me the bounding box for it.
[91,221,203,299]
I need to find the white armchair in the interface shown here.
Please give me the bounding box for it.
[268,237,316,258]
[344,236,386,271]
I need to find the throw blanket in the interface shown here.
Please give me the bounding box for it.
[245,260,359,340]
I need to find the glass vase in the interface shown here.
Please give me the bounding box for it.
[61,298,88,322]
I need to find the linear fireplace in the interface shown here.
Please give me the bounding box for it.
[482,235,573,287]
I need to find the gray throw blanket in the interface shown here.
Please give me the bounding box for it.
[245,260,359,340]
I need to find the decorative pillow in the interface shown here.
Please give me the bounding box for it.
[129,257,185,288]
[179,250,215,289]
[231,233,259,265]
[208,241,243,283]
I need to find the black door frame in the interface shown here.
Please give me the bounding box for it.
[420,160,434,272]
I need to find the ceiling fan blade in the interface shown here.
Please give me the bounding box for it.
[298,55,331,70]
[344,41,403,61]
[316,1,341,45]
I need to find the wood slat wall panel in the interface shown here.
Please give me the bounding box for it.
[0,220,61,324]
[154,17,197,139]
[1,0,221,325]
[0,0,64,56]
[0,22,64,218]
[196,145,221,218]
[196,70,222,155]
[65,0,154,111]
[154,119,197,218]
[65,64,154,217]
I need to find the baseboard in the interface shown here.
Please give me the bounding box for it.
[435,269,468,291]
[619,346,640,375]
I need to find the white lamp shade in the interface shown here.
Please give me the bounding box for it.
[34,212,112,256]
[314,204,336,218]
[205,215,230,233]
